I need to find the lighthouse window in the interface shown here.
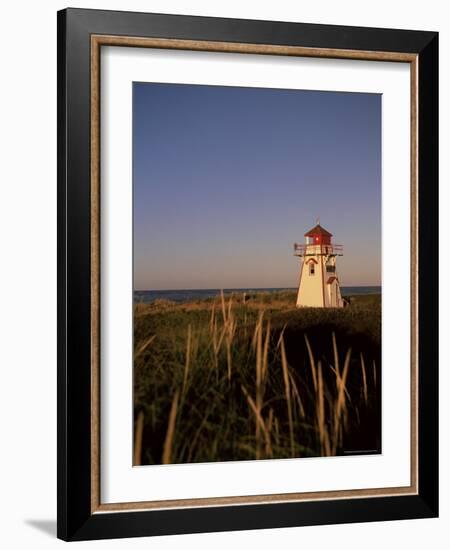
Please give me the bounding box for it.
[309,263,315,276]
[326,265,335,273]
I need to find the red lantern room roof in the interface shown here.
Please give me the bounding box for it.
[304,224,333,238]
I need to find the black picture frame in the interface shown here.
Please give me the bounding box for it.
[57,7,438,541]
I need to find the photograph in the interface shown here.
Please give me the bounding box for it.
[132,82,382,465]
[53,5,438,542]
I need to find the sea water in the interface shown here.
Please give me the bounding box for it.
[134,286,381,304]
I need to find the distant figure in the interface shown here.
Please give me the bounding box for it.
[293,224,344,308]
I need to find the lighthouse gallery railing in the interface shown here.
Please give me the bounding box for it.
[293,243,344,256]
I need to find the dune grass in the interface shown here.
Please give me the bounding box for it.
[133,290,381,465]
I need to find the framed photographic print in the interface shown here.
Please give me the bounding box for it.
[57,8,438,541]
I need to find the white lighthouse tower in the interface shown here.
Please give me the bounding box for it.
[294,224,344,308]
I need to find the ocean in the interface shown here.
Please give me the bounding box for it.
[134,286,381,304]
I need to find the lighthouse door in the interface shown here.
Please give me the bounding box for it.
[328,279,337,307]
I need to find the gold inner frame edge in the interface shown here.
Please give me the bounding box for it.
[90,35,419,514]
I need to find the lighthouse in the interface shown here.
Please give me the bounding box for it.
[294,224,344,308]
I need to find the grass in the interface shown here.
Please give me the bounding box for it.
[133,290,381,465]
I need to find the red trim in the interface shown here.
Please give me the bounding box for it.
[305,258,318,264]
[304,224,333,238]
[327,276,338,284]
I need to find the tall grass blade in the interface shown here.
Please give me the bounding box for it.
[332,331,340,377]
[280,335,295,457]
[289,370,305,418]
[134,335,156,360]
[209,303,215,333]
[262,319,271,382]
[133,410,144,465]
[332,347,352,453]
[182,324,192,395]
[220,289,227,323]
[360,352,368,404]
[241,384,272,458]
[255,312,263,458]
[317,360,330,456]
[162,389,180,464]
[304,334,317,393]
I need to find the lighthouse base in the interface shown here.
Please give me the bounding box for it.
[296,277,344,308]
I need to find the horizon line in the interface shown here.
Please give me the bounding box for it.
[134,284,382,292]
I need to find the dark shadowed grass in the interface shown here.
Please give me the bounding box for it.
[133,291,381,465]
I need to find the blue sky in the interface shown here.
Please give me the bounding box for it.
[133,82,381,290]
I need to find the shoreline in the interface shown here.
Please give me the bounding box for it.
[134,287,382,305]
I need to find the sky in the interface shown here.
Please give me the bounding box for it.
[133,82,381,290]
